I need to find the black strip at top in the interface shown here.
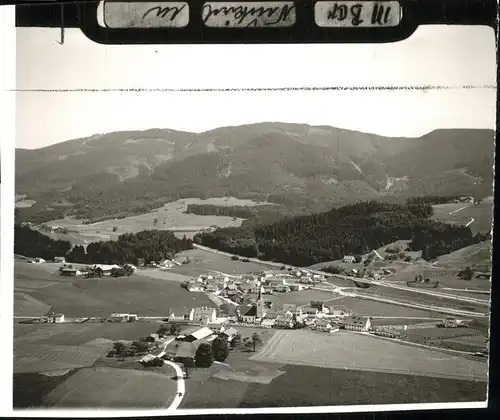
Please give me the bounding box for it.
[14,0,499,44]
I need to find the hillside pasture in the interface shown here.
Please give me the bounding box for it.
[43,367,177,408]
[431,199,493,235]
[44,197,266,245]
[434,241,492,271]
[14,261,213,317]
[251,330,488,381]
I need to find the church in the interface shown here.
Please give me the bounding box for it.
[238,288,266,324]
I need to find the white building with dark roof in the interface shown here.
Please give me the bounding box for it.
[342,316,372,332]
[193,306,217,324]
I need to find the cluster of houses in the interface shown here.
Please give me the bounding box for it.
[58,263,138,277]
[183,269,326,304]
[235,292,372,333]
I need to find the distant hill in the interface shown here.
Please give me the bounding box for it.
[15,123,494,223]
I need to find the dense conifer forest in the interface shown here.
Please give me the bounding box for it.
[15,225,192,265]
[193,201,490,266]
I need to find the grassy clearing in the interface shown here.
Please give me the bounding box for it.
[44,197,263,245]
[432,200,493,235]
[43,367,177,408]
[169,248,271,277]
[15,261,214,317]
[251,329,488,381]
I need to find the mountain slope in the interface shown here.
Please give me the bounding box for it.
[15,123,494,223]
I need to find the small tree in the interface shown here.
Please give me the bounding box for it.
[169,322,181,336]
[113,341,125,355]
[354,254,362,263]
[212,337,229,362]
[153,218,158,226]
[131,341,150,353]
[251,333,263,352]
[195,343,214,367]
[157,324,169,338]
[113,226,118,232]
[231,333,242,348]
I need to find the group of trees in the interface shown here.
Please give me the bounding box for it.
[194,201,487,266]
[66,230,193,265]
[14,225,72,260]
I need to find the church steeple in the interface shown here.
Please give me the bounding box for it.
[256,285,264,318]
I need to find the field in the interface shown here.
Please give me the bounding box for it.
[353,286,489,315]
[431,197,493,235]
[42,367,177,408]
[14,261,214,317]
[44,197,266,244]
[434,241,492,271]
[167,248,271,277]
[265,289,342,309]
[251,330,488,381]
[326,296,444,318]
[181,363,487,408]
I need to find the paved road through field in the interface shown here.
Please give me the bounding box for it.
[164,360,185,412]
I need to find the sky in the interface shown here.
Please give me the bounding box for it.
[16,25,496,150]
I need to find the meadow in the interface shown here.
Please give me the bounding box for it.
[250,330,488,381]
[431,198,493,235]
[168,248,271,277]
[42,367,177,408]
[180,362,487,409]
[14,261,214,318]
[326,296,444,318]
[44,197,265,244]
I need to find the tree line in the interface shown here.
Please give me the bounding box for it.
[66,230,193,265]
[194,201,489,266]
[406,195,463,205]
[15,225,193,265]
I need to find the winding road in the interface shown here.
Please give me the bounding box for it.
[164,360,185,411]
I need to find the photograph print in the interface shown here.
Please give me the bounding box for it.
[13,23,495,412]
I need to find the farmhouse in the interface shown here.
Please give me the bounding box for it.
[92,264,121,276]
[274,314,295,329]
[178,326,215,342]
[299,276,314,284]
[187,282,204,292]
[221,327,238,341]
[342,316,372,332]
[310,301,326,312]
[264,309,290,320]
[60,267,82,277]
[261,270,274,278]
[328,305,352,318]
[31,258,46,264]
[268,278,288,286]
[343,255,356,263]
[193,306,217,324]
[288,284,304,292]
[250,285,264,294]
[108,313,138,323]
[302,307,320,316]
[282,304,303,317]
[174,342,198,365]
[205,283,218,293]
[314,319,334,332]
[207,323,225,334]
[54,256,66,263]
[169,307,195,322]
[261,318,275,328]
[48,313,65,323]
[274,284,290,293]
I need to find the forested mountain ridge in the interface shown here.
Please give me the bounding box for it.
[16,123,494,223]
